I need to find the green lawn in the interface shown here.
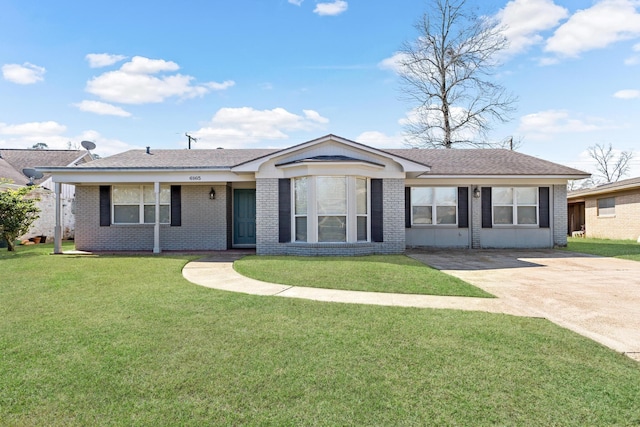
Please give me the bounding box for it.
[1,244,640,426]
[234,255,493,297]
[564,237,640,261]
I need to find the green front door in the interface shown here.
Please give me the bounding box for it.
[233,189,256,246]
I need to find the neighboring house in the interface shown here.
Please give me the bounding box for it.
[0,149,93,240]
[40,134,588,255]
[567,177,640,242]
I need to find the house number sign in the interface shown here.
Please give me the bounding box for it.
[189,176,202,181]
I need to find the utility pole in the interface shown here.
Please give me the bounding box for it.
[185,133,197,149]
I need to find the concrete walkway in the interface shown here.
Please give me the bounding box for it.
[182,250,640,360]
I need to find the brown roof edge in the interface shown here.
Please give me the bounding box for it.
[568,176,640,198]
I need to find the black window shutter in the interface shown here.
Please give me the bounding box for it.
[457,187,469,228]
[481,187,492,228]
[171,185,181,226]
[371,179,383,242]
[278,179,291,243]
[99,186,110,226]
[539,187,550,228]
[405,187,412,228]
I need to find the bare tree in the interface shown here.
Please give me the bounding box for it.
[398,0,516,148]
[588,143,634,183]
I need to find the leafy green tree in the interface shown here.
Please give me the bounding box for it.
[0,183,40,251]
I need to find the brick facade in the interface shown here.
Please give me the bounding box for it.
[256,178,405,256]
[75,180,571,253]
[75,185,229,251]
[471,191,482,249]
[553,184,568,247]
[584,189,640,241]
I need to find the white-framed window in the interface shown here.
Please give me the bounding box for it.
[492,187,538,225]
[597,197,615,216]
[411,187,457,225]
[293,176,369,243]
[112,185,170,224]
[294,177,308,242]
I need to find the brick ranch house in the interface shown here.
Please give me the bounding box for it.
[567,176,640,242]
[39,134,589,255]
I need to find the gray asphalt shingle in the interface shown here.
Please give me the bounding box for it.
[78,146,587,177]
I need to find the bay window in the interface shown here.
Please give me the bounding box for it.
[293,176,369,243]
[112,185,170,224]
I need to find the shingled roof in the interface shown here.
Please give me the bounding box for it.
[0,149,91,185]
[50,144,588,178]
[568,176,640,199]
[74,148,278,169]
[385,148,588,177]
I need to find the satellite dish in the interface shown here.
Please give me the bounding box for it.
[81,140,96,151]
[22,168,44,185]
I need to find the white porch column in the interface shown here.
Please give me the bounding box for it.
[153,182,161,253]
[54,182,63,254]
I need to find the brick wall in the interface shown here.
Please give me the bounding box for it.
[471,191,481,249]
[255,178,280,255]
[256,178,405,256]
[553,184,568,247]
[584,189,640,241]
[75,185,228,251]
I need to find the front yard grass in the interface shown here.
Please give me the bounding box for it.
[565,237,640,261]
[2,244,640,426]
[234,254,493,297]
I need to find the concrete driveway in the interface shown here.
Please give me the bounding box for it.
[408,249,640,360]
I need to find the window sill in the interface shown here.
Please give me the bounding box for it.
[411,224,459,228]
[111,223,171,226]
[287,242,373,248]
[597,215,616,218]
[492,224,540,228]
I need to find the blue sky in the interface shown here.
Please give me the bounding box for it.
[1,0,639,179]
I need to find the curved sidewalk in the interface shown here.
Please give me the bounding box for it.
[182,250,640,361]
[181,254,527,316]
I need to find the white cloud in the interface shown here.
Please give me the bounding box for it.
[624,42,640,64]
[85,56,234,104]
[0,121,140,156]
[119,56,179,74]
[314,0,348,16]
[538,56,561,66]
[85,53,127,68]
[377,52,409,74]
[205,80,236,90]
[517,110,610,139]
[399,106,481,145]
[0,120,72,150]
[496,0,569,55]
[288,0,303,5]
[302,109,329,124]
[545,0,640,57]
[75,130,142,157]
[356,131,406,149]
[1,62,46,84]
[192,107,329,148]
[74,100,132,117]
[0,121,66,136]
[614,89,640,99]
